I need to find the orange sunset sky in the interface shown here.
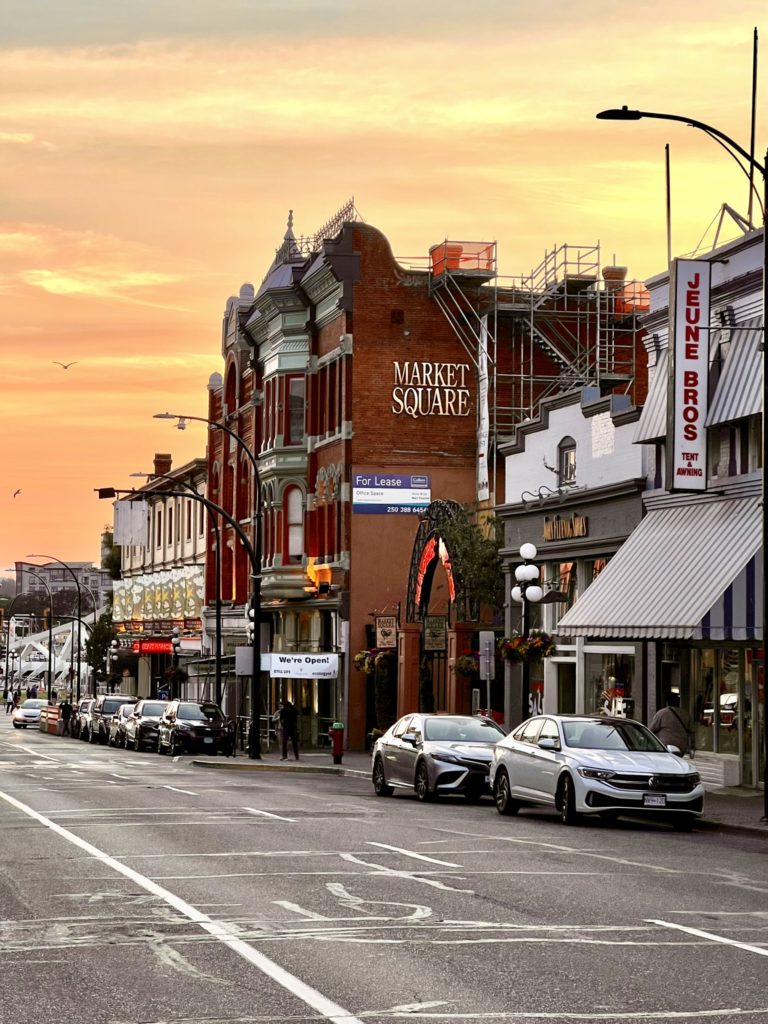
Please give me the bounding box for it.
[1,1,766,574]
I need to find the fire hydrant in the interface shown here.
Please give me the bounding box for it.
[328,721,345,765]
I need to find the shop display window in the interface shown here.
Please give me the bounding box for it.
[585,652,635,718]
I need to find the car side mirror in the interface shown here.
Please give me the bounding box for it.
[666,744,683,756]
[538,737,560,751]
[401,734,416,746]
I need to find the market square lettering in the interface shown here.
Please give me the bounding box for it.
[392,360,471,418]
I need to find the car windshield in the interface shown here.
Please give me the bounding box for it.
[141,702,167,716]
[424,717,505,743]
[563,719,666,752]
[103,699,133,714]
[177,703,224,722]
[21,699,47,709]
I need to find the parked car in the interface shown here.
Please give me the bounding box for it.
[75,698,96,741]
[371,713,506,802]
[12,698,49,729]
[157,700,233,757]
[107,703,136,747]
[489,714,704,829]
[89,693,139,745]
[124,699,168,752]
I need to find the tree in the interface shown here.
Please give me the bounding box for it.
[438,504,504,622]
[101,531,122,581]
[84,611,116,681]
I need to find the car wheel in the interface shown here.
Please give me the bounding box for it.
[133,733,141,752]
[372,756,394,797]
[494,769,520,816]
[559,773,580,825]
[415,761,436,802]
[13,723,21,729]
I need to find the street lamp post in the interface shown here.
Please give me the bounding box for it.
[28,555,84,704]
[103,639,119,690]
[16,568,55,702]
[154,411,264,759]
[99,484,260,753]
[511,543,544,720]
[130,471,223,706]
[596,104,768,819]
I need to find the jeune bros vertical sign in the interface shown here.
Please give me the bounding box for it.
[666,258,711,491]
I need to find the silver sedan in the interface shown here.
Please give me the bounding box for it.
[490,714,704,829]
[12,698,49,729]
[371,713,506,802]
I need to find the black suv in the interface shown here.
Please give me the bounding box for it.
[158,700,233,757]
[124,699,168,752]
[89,693,139,744]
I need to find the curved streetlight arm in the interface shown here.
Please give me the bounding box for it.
[28,554,84,702]
[131,471,224,705]
[17,567,54,702]
[596,107,765,176]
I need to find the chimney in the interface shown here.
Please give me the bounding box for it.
[154,453,173,477]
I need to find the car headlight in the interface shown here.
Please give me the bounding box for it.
[176,723,194,732]
[430,751,460,764]
[577,766,616,781]
[687,772,701,785]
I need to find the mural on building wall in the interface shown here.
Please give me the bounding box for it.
[113,567,204,627]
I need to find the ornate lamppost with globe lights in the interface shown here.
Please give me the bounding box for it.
[511,543,544,720]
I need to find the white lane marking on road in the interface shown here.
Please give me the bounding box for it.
[0,788,365,1024]
[340,853,473,894]
[244,806,297,822]
[362,1009,766,1019]
[649,918,768,958]
[18,745,59,761]
[110,774,131,780]
[275,901,331,920]
[327,882,433,921]
[366,842,460,867]
[163,785,199,796]
[434,826,681,875]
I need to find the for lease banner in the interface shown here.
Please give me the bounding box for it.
[666,258,710,491]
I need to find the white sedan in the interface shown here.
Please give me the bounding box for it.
[489,714,704,829]
[12,698,49,729]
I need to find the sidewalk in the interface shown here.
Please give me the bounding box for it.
[191,748,768,838]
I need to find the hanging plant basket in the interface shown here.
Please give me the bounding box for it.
[454,653,479,677]
[498,630,556,662]
[354,650,376,675]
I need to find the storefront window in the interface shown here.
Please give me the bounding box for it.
[585,652,635,718]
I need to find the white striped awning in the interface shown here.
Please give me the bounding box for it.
[556,495,762,640]
[705,315,763,426]
[633,350,667,444]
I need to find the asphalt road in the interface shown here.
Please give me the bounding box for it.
[1,714,767,1024]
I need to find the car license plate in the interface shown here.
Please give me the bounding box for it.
[643,794,666,807]
[203,737,213,744]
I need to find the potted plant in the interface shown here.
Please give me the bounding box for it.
[498,630,556,662]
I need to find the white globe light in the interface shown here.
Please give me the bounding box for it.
[520,542,537,561]
[523,564,540,581]
[511,585,523,602]
[526,584,544,603]
[514,565,528,582]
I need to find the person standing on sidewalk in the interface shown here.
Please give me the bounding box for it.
[650,695,692,756]
[4,688,12,714]
[279,700,300,761]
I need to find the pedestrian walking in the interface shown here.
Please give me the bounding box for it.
[279,699,300,761]
[3,688,11,714]
[649,694,693,756]
[59,697,73,736]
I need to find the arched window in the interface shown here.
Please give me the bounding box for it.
[285,486,304,564]
[558,436,576,487]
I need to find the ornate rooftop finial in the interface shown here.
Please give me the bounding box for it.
[287,209,294,233]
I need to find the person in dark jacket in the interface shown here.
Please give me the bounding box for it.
[279,700,300,761]
[650,696,691,756]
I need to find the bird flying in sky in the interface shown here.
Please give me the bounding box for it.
[53,361,78,369]
[12,489,21,498]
